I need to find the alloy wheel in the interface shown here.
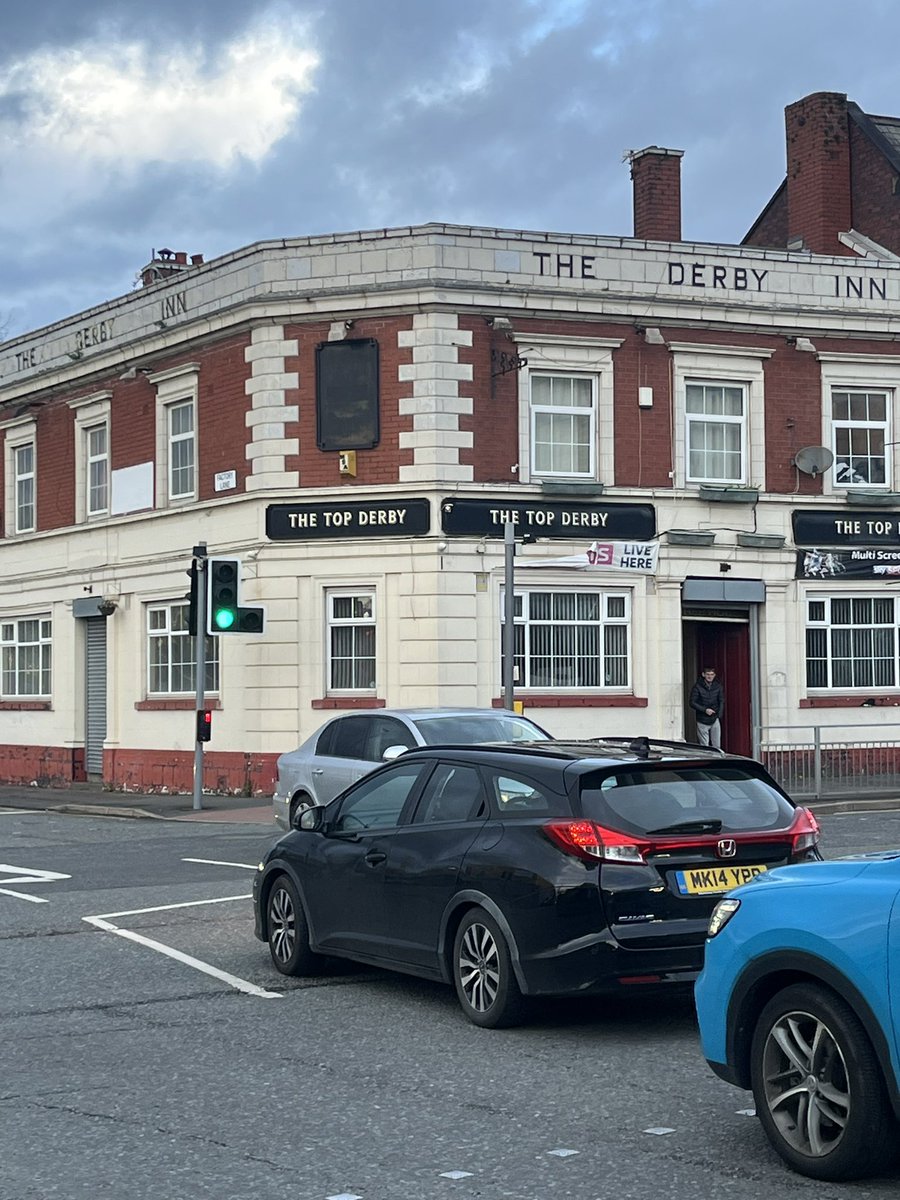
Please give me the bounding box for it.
[761,1009,850,1158]
[457,921,501,1013]
[268,885,296,965]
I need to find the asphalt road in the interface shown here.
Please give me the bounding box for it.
[2,805,900,1200]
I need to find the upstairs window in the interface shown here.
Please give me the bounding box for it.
[685,381,746,484]
[14,443,35,533]
[151,363,200,507]
[86,423,109,517]
[530,373,596,477]
[168,400,195,500]
[831,389,889,487]
[517,335,620,485]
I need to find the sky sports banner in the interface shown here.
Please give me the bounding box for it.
[523,541,660,574]
[796,547,900,579]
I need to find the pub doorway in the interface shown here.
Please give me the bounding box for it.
[681,614,753,756]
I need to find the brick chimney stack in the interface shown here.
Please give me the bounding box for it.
[140,248,205,287]
[785,92,853,255]
[630,146,684,242]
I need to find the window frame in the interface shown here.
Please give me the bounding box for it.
[146,600,220,697]
[150,363,200,507]
[68,391,112,522]
[805,592,900,692]
[818,354,900,495]
[1,615,51,699]
[3,416,37,537]
[670,343,772,490]
[500,585,632,692]
[515,334,621,485]
[684,379,747,485]
[325,588,377,694]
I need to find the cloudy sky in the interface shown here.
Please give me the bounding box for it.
[2,0,900,338]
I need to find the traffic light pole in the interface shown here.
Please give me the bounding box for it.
[192,544,208,812]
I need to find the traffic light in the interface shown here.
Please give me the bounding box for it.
[196,709,212,742]
[186,560,199,637]
[207,557,240,633]
[205,556,266,636]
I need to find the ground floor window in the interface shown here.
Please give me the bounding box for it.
[148,602,219,694]
[327,590,376,691]
[1,616,51,697]
[806,595,897,689]
[502,589,631,689]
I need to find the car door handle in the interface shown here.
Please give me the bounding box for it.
[311,769,324,775]
[364,850,387,866]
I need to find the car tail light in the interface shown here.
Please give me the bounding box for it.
[789,806,820,857]
[544,820,648,864]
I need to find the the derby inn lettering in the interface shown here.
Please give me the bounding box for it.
[532,252,888,300]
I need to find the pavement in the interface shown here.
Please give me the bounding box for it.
[0,782,276,825]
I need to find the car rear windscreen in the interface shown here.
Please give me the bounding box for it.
[578,766,793,836]
[412,715,547,744]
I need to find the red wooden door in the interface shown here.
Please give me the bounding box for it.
[696,624,752,756]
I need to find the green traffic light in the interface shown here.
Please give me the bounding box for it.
[214,608,236,630]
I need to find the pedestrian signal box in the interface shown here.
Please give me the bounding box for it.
[196,709,213,743]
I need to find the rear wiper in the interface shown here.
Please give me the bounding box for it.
[647,819,723,835]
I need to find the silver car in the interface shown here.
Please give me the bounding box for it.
[273,707,551,828]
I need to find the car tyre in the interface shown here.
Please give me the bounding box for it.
[750,982,897,1181]
[289,793,314,829]
[452,908,525,1029]
[266,874,321,976]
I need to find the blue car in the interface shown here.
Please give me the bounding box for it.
[695,853,900,1181]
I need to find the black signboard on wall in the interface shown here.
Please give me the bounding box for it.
[792,509,900,546]
[441,497,656,540]
[267,499,430,540]
[316,338,380,451]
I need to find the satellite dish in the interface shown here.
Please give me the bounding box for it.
[793,446,835,478]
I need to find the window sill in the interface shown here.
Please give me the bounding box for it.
[492,695,648,708]
[312,697,386,710]
[136,698,222,711]
[0,700,51,710]
[800,695,900,708]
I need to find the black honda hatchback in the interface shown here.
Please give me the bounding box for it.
[253,737,820,1027]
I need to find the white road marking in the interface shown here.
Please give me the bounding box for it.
[182,857,258,870]
[440,1170,473,1178]
[0,862,71,902]
[82,895,281,1000]
[736,1107,756,1116]
[0,863,71,885]
[547,1149,579,1157]
[0,888,48,903]
[326,1194,362,1199]
[643,1127,676,1135]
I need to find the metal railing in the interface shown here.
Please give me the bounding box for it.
[756,723,900,800]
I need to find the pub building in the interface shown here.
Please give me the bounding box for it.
[4,90,900,793]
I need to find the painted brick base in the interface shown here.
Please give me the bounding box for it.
[0,744,277,795]
[0,744,81,788]
[106,749,278,795]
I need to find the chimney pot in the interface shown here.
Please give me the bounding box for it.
[174,251,188,265]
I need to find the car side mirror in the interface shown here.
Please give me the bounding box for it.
[382,744,409,761]
[297,805,324,832]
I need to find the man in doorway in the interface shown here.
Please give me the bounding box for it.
[690,666,724,749]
